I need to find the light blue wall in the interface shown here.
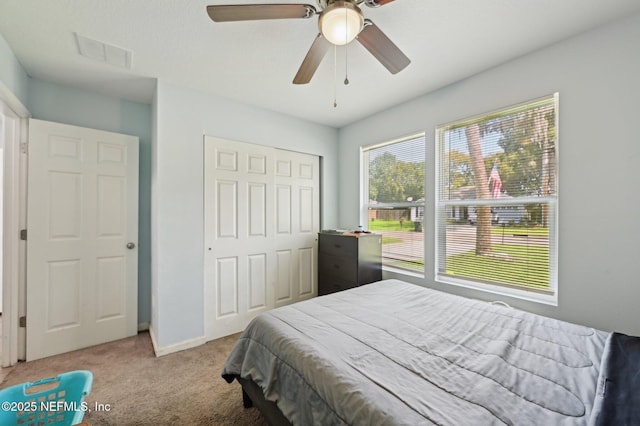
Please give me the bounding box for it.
[0,32,29,107]
[27,78,153,326]
[152,81,339,348]
[338,13,640,335]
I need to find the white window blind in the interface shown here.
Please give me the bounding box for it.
[436,95,558,300]
[363,134,425,273]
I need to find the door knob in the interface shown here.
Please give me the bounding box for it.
[126,242,136,249]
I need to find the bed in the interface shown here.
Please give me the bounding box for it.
[222,279,640,425]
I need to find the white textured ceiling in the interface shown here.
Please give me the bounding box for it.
[1,0,639,128]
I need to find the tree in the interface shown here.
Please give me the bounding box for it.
[443,149,473,193]
[369,152,424,203]
[466,124,492,255]
[485,105,556,199]
[486,104,556,225]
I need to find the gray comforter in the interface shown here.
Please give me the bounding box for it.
[222,279,608,425]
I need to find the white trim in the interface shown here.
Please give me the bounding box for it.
[437,94,557,131]
[359,146,368,230]
[148,324,159,355]
[0,93,28,367]
[149,324,206,357]
[137,321,150,332]
[436,275,558,306]
[0,84,29,118]
[361,131,426,153]
[17,117,28,362]
[442,196,556,207]
[382,265,424,280]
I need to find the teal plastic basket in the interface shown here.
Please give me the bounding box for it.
[0,370,93,426]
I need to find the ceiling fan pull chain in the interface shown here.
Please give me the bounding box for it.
[344,44,350,85]
[333,44,338,108]
[344,35,350,83]
[344,6,350,85]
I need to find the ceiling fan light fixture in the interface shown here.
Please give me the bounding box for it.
[320,1,364,46]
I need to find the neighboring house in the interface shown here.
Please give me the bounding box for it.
[446,186,528,225]
[466,205,527,225]
[445,186,477,223]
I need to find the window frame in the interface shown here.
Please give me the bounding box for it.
[434,94,559,305]
[361,132,427,277]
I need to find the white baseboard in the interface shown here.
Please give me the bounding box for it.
[148,324,206,357]
[137,322,150,332]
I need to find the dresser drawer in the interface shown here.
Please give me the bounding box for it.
[318,274,358,296]
[319,254,357,282]
[318,234,357,257]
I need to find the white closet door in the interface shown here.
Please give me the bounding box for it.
[204,137,319,340]
[274,149,319,306]
[26,119,139,361]
[204,137,276,339]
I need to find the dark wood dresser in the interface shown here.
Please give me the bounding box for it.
[318,232,382,296]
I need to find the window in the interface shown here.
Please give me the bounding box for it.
[436,95,558,303]
[362,134,426,274]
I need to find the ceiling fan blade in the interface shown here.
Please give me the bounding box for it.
[293,34,331,84]
[364,0,396,6]
[357,19,410,74]
[206,4,317,22]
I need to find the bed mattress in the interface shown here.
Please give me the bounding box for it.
[222,279,610,425]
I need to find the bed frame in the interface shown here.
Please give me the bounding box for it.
[237,377,291,426]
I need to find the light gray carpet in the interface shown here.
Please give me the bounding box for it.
[0,332,268,425]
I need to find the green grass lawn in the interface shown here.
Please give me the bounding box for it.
[446,244,549,289]
[388,259,424,271]
[382,236,402,244]
[370,220,549,236]
[491,226,549,236]
[371,220,549,285]
[368,220,418,232]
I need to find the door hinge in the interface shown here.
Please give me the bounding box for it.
[20,229,27,240]
[19,316,26,327]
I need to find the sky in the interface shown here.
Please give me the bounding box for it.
[444,128,504,157]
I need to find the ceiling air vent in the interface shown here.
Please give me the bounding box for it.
[74,32,133,69]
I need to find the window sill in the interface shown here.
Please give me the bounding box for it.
[382,265,424,280]
[436,275,558,307]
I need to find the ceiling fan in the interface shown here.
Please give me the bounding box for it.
[206,0,410,84]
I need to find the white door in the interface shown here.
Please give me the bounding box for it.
[204,137,275,339]
[274,149,319,307]
[26,119,139,361]
[204,137,319,340]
